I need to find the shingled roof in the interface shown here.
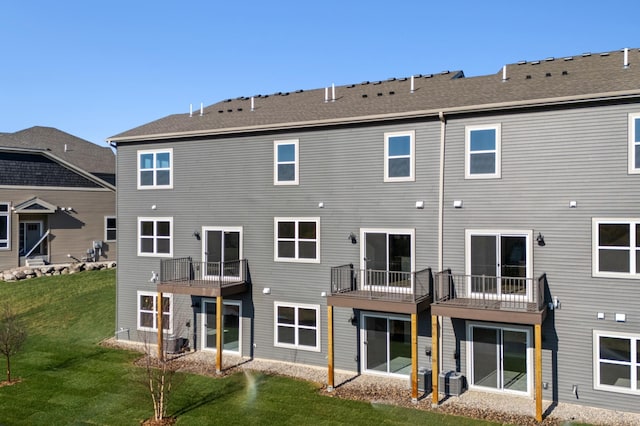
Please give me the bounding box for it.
[109,48,640,143]
[0,126,115,176]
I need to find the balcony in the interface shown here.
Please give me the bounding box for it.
[431,270,547,324]
[157,257,249,297]
[326,264,432,314]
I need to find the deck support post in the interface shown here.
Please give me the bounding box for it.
[535,323,543,422]
[157,292,164,361]
[216,295,223,373]
[327,305,334,391]
[411,313,418,402]
[431,314,439,406]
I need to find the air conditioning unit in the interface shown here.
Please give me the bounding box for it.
[438,371,466,396]
[164,336,188,354]
[417,368,432,392]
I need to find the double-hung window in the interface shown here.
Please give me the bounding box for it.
[274,302,320,351]
[138,217,173,257]
[104,216,116,242]
[384,131,415,182]
[0,203,9,249]
[274,140,299,185]
[466,124,501,179]
[594,331,640,394]
[592,218,640,278]
[137,291,172,333]
[274,217,319,263]
[629,113,640,174]
[138,148,173,189]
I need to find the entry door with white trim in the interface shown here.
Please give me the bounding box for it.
[202,227,242,280]
[202,299,241,355]
[468,324,531,395]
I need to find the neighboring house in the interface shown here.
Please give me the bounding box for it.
[108,48,640,420]
[0,127,116,270]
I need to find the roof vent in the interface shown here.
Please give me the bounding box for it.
[545,57,555,61]
[224,99,232,103]
[441,70,450,74]
[414,74,423,78]
[425,74,433,78]
[531,61,540,65]
[237,108,243,112]
[295,89,304,93]
[347,84,356,88]
[218,110,224,113]
[386,77,396,81]
[227,109,232,113]
[545,72,552,77]
[582,52,591,57]
[373,81,382,85]
[362,94,368,98]
[563,57,573,61]
[377,92,383,96]
[389,91,395,95]
[517,60,527,65]
[600,52,610,56]
[525,75,532,79]
[562,70,568,76]
[361,81,370,85]
[624,47,630,69]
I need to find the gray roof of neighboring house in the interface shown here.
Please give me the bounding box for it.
[109,48,640,143]
[0,126,115,175]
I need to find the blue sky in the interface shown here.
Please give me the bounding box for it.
[1,1,638,145]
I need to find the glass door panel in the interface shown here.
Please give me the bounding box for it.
[204,229,241,279]
[502,330,528,392]
[205,231,222,277]
[389,319,411,374]
[470,235,497,294]
[501,236,527,296]
[365,316,388,373]
[222,304,240,352]
[204,300,217,349]
[472,326,499,389]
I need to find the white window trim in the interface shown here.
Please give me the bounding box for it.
[465,229,533,300]
[384,130,416,182]
[593,330,640,395]
[201,298,242,356]
[592,218,640,278]
[137,217,173,257]
[137,290,173,334]
[466,322,533,396]
[274,217,320,263]
[104,216,116,242]
[137,148,174,189]
[360,311,411,378]
[465,124,502,179]
[273,301,321,352]
[0,202,10,250]
[274,139,299,185]
[359,228,416,272]
[628,113,640,174]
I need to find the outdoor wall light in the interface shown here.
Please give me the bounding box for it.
[572,384,578,398]
[569,200,577,208]
[536,232,546,246]
[149,271,158,284]
[453,200,463,208]
[415,200,425,209]
[348,232,357,244]
[263,287,271,295]
[192,230,201,240]
[318,202,325,208]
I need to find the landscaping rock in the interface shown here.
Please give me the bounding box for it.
[0,262,116,282]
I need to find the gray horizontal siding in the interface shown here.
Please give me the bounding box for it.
[440,102,640,412]
[116,121,441,371]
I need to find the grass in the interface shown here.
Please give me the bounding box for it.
[0,269,500,425]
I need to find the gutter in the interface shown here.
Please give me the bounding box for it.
[107,89,640,143]
[437,112,445,273]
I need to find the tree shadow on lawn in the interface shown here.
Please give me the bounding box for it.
[170,372,248,417]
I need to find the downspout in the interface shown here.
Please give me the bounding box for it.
[438,111,445,272]
[437,111,446,376]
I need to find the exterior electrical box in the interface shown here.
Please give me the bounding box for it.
[439,371,466,396]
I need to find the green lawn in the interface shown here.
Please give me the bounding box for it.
[0,269,499,425]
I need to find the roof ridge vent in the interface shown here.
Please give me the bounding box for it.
[600,52,610,56]
[582,52,591,57]
[545,57,555,61]
[531,61,540,65]
[563,57,573,61]
[517,60,527,65]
